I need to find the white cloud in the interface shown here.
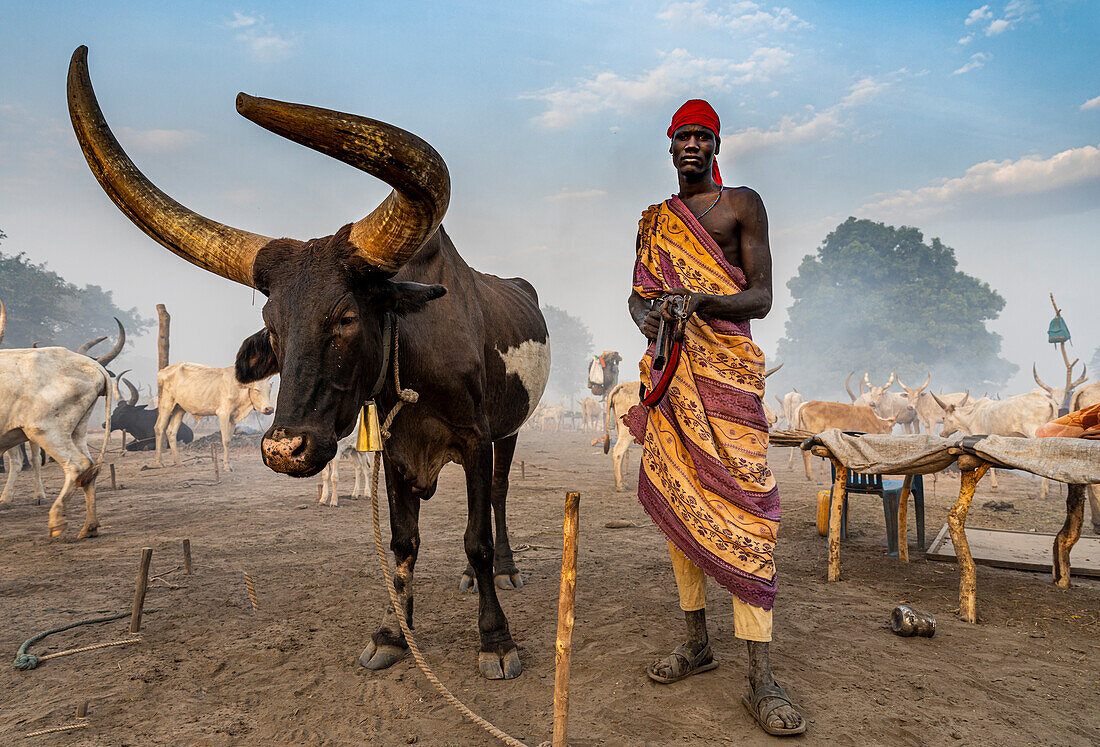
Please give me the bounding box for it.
[953,52,990,75]
[958,35,973,45]
[1081,95,1100,111]
[657,1,810,34]
[722,71,900,158]
[965,5,992,25]
[862,143,1100,219]
[118,127,198,153]
[985,18,1011,35]
[546,188,609,202]
[524,47,791,129]
[224,11,294,62]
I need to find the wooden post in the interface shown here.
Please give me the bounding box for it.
[183,539,192,574]
[521,460,525,479]
[553,491,581,747]
[212,446,219,483]
[827,460,847,582]
[948,463,990,623]
[897,475,913,562]
[109,464,117,491]
[76,701,88,719]
[156,304,170,371]
[130,547,154,634]
[1053,484,1085,589]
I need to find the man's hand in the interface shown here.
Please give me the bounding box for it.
[663,287,711,340]
[641,306,662,340]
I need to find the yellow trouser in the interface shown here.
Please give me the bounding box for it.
[668,542,772,642]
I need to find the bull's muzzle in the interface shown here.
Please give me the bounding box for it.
[261,427,334,477]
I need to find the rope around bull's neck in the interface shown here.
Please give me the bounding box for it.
[369,324,527,747]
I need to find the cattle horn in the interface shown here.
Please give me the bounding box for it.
[1032,363,1054,393]
[862,371,871,391]
[960,390,970,406]
[931,392,950,411]
[76,335,107,355]
[0,298,5,346]
[763,363,783,378]
[845,371,858,402]
[67,46,273,288]
[1071,364,1088,389]
[95,317,126,366]
[121,376,140,406]
[885,370,896,388]
[235,93,451,274]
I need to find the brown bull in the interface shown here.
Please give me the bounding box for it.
[796,400,896,480]
[69,47,550,682]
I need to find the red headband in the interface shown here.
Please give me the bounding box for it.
[667,99,722,186]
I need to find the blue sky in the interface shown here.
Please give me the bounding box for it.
[1,1,1097,395]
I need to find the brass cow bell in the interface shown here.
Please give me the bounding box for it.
[356,402,383,452]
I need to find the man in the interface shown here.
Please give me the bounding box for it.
[625,99,805,736]
[1035,403,1100,439]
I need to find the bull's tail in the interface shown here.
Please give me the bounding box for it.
[603,381,625,454]
[96,368,113,466]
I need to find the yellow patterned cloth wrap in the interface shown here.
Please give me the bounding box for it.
[625,197,779,609]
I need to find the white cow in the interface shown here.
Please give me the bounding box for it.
[603,380,642,491]
[155,362,275,470]
[934,391,1057,496]
[2,442,46,506]
[0,341,113,538]
[319,416,370,508]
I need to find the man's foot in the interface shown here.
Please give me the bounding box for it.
[742,678,806,736]
[646,641,718,684]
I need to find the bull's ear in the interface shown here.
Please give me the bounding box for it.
[235,329,279,383]
[376,281,447,316]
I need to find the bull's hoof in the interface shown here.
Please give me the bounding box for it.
[48,523,66,538]
[494,571,524,590]
[478,648,522,680]
[359,640,410,670]
[459,572,477,593]
[77,524,99,539]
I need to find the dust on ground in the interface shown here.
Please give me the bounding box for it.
[1,432,1097,745]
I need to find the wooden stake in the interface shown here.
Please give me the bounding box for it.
[897,475,913,562]
[109,464,117,491]
[948,463,990,623]
[553,491,581,747]
[212,446,219,483]
[827,460,847,582]
[156,304,171,371]
[521,460,526,479]
[130,547,154,634]
[1053,484,1085,589]
[182,539,192,574]
[77,701,88,719]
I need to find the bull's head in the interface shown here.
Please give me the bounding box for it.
[862,370,895,409]
[931,391,971,437]
[68,46,450,476]
[897,372,931,409]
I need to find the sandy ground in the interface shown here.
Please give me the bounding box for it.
[1,431,1097,745]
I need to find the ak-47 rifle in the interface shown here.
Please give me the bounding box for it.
[642,294,687,407]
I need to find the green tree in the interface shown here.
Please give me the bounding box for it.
[0,230,152,349]
[774,218,1016,398]
[542,304,593,402]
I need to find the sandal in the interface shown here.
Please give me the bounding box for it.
[645,642,718,684]
[741,680,806,736]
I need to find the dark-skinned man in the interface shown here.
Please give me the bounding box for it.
[624,99,805,736]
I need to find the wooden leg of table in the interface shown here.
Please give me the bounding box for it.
[949,464,990,623]
[1053,484,1085,589]
[897,475,913,563]
[828,461,848,582]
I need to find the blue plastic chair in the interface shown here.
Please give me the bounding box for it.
[828,463,925,557]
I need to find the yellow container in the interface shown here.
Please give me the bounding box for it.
[816,490,831,537]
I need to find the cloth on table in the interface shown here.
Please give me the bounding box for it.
[956,435,1100,484]
[626,196,779,611]
[809,430,961,474]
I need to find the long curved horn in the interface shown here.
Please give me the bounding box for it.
[76,335,107,355]
[235,93,451,274]
[67,46,272,288]
[0,299,5,346]
[763,363,783,378]
[845,371,857,402]
[931,392,950,410]
[32,341,41,348]
[960,390,971,406]
[918,372,931,392]
[1032,363,1053,393]
[121,376,139,406]
[885,371,895,388]
[95,317,126,366]
[862,372,871,392]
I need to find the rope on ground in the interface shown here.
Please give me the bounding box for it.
[25,723,88,738]
[13,610,156,670]
[369,327,527,747]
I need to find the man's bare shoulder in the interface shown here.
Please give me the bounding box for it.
[720,186,764,208]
